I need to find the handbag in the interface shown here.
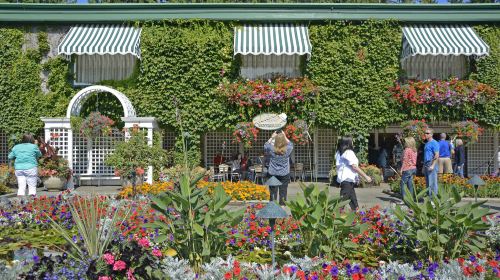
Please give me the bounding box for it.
[330,175,340,187]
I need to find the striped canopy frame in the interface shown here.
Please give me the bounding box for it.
[401,24,489,60]
[58,24,142,59]
[234,24,312,59]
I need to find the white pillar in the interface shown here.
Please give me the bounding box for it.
[122,117,158,184]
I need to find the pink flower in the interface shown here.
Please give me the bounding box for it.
[103,253,115,265]
[152,248,162,257]
[113,260,127,271]
[127,268,136,280]
[138,237,150,248]
[99,277,112,280]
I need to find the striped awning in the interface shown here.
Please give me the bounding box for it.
[234,24,312,59]
[401,24,489,60]
[58,24,141,59]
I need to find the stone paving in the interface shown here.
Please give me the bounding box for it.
[21,181,500,213]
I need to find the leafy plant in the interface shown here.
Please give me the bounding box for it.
[148,173,244,272]
[105,128,168,179]
[232,122,259,149]
[45,195,130,262]
[451,119,484,145]
[401,119,429,143]
[38,138,71,178]
[286,184,368,260]
[71,111,115,139]
[393,187,491,262]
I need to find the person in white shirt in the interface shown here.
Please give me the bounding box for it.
[335,136,372,210]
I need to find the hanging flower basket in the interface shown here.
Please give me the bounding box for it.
[451,120,484,145]
[71,112,115,139]
[232,122,259,149]
[389,78,497,107]
[401,119,429,143]
[285,124,309,145]
[218,77,319,108]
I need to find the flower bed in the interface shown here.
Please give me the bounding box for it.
[118,181,174,199]
[390,174,500,198]
[197,180,269,201]
[0,183,499,279]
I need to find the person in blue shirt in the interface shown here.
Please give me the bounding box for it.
[438,133,453,174]
[423,128,440,197]
[8,134,42,196]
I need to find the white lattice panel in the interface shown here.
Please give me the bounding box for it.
[0,131,8,164]
[204,130,240,167]
[48,129,70,161]
[467,129,496,176]
[72,134,88,176]
[163,130,176,151]
[315,128,337,178]
[90,130,124,176]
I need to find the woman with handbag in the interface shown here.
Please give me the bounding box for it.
[335,136,372,210]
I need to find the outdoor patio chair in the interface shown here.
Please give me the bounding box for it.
[293,163,304,182]
[218,164,230,181]
[253,165,266,185]
[209,166,224,182]
[303,163,316,182]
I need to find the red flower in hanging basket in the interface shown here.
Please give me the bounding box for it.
[233,122,259,149]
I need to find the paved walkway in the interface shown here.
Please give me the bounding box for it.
[22,181,500,213]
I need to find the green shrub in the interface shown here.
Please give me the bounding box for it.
[393,187,491,262]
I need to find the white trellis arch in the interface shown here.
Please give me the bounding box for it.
[42,85,158,186]
[66,85,137,119]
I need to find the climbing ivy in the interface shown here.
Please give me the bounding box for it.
[306,20,404,160]
[470,24,500,128]
[128,20,238,164]
[0,21,498,164]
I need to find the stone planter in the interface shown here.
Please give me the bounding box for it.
[42,176,66,191]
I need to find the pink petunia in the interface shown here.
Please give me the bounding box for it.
[138,237,150,248]
[152,248,162,257]
[103,253,115,265]
[113,260,127,271]
[98,276,112,280]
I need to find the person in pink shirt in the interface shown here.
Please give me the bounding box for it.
[400,136,417,202]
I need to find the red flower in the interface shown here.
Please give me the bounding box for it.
[224,272,232,279]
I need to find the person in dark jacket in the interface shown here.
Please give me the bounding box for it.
[454,138,465,178]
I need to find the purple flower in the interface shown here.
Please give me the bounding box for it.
[330,266,338,277]
[33,255,40,263]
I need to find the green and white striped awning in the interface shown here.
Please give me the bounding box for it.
[58,24,141,59]
[401,24,489,60]
[234,24,312,59]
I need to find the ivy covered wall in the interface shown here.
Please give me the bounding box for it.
[0,21,498,160]
[0,27,75,139]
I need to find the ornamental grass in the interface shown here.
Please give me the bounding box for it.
[197,180,269,201]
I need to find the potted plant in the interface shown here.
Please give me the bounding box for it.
[451,120,484,145]
[105,128,168,193]
[38,140,71,191]
[401,119,429,143]
[232,122,259,149]
[71,111,115,139]
[284,120,310,145]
